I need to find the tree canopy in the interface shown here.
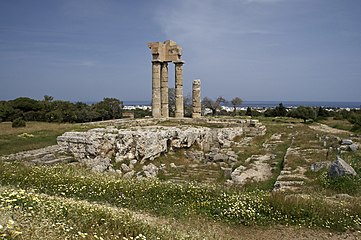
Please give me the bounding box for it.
[0,96,125,123]
[231,97,243,114]
[287,106,316,122]
[202,96,226,116]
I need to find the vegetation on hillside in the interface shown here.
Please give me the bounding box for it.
[200,96,361,132]
[0,96,125,124]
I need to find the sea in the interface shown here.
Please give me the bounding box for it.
[123,100,361,109]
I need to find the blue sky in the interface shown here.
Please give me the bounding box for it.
[0,0,360,102]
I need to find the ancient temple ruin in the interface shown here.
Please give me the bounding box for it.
[148,40,184,118]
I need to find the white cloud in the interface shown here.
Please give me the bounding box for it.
[155,0,279,62]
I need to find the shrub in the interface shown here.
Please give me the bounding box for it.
[11,118,26,128]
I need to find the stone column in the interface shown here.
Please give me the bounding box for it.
[160,62,169,118]
[192,79,201,118]
[151,60,161,118]
[174,61,184,118]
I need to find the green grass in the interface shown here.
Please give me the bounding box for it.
[0,161,360,233]
[320,119,353,131]
[0,186,178,240]
[0,122,96,156]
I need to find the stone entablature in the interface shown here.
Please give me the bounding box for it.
[147,40,182,62]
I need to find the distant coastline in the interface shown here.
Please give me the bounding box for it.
[122,100,361,109]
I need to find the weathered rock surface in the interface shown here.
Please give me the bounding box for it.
[340,139,353,145]
[273,146,309,192]
[57,126,245,164]
[141,163,159,178]
[310,161,331,172]
[83,156,113,173]
[328,157,357,178]
[204,148,238,164]
[349,144,358,152]
[185,150,205,162]
[230,154,273,185]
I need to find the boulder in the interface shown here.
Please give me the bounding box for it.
[213,153,229,162]
[231,165,246,181]
[82,156,113,173]
[142,163,159,178]
[340,139,353,145]
[328,157,357,178]
[349,144,358,152]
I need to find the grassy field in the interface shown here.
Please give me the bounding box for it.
[0,122,95,156]
[320,118,354,132]
[1,119,361,239]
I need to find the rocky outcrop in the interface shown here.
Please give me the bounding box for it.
[57,126,246,168]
